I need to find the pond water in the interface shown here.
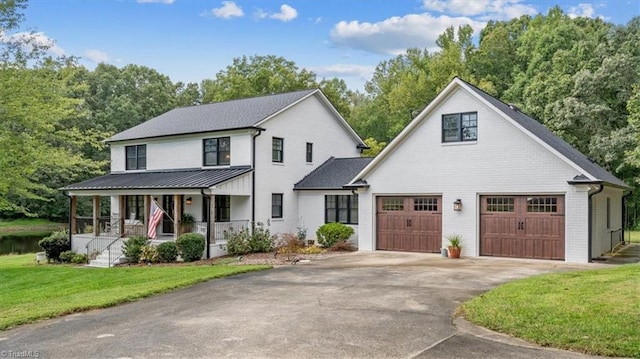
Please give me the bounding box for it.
[0,235,46,255]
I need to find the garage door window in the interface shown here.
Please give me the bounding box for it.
[381,198,404,211]
[486,197,514,212]
[414,198,438,211]
[527,197,558,213]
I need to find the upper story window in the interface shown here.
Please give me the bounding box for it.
[203,137,230,166]
[272,137,284,163]
[126,144,146,170]
[306,142,313,163]
[442,112,477,143]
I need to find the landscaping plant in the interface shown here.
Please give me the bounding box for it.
[156,241,178,263]
[38,230,70,262]
[316,222,354,248]
[122,236,149,263]
[176,233,205,262]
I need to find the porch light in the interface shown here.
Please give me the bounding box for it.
[186,197,193,205]
[453,199,462,211]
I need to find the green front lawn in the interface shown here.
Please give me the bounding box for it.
[0,253,271,330]
[461,264,640,357]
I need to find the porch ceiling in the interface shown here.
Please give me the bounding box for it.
[61,167,253,191]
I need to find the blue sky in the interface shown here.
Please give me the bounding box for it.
[15,0,640,91]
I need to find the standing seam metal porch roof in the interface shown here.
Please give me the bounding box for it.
[108,89,317,142]
[60,167,253,191]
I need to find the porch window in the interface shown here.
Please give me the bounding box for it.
[203,137,231,166]
[202,195,231,222]
[306,142,313,163]
[272,137,284,163]
[126,145,146,170]
[442,112,477,143]
[272,193,283,218]
[325,194,358,224]
[125,195,144,221]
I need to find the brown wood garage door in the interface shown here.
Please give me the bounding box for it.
[377,196,442,253]
[480,195,565,260]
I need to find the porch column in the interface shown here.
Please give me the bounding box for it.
[209,194,216,243]
[119,195,126,236]
[70,195,77,234]
[92,195,100,237]
[144,195,150,227]
[174,194,181,238]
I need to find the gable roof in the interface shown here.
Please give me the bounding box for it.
[294,157,374,190]
[60,167,252,191]
[109,89,317,142]
[349,77,628,189]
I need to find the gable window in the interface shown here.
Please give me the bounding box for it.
[325,194,358,224]
[306,142,313,163]
[203,137,230,166]
[272,137,284,163]
[126,145,146,170]
[442,112,477,143]
[272,193,283,218]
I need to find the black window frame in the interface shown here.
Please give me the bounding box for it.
[271,193,283,219]
[125,195,144,221]
[306,142,313,163]
[272,137,284,163]
[203,137,231,166]
[442,112,477,143]
[125,144,147,170]
[325,194,358,225]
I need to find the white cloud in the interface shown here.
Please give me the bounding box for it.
[310,17,323,24]
[422,0,537,21]
[330,13,484,55]
[0,31,65,57]
[84,49,110,63]
[211,1,244,19]
[270,4,298,22]
[137,0,175,4]
[567,3,596,18]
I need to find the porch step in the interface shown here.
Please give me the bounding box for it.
[87,242,125,268]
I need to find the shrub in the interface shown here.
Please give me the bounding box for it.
[316,223,354,248]
[275,233,305,259]
[71,253,88,264]
[38,230,70,262]
[225,228,252,256]
[139,245,160,263]
[122,236,149,263]
[156,241,178,263]
[59,250,76,263]
[300,245,324,254]
[328,241,357,252]
[249,222,275,253]
[176,233,205,262]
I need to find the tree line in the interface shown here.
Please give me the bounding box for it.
[1,0,639,220]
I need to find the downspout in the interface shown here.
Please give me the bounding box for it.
[201,189,210,259]
[588,184,604,263]
[622,190,633,244]
[63,192,72,245]
[251,128,263,226]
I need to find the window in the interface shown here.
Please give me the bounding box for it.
[306,142,313,163]
[202,195,231,222]
[271,193,283,218]
[272,137,284,163]
[125,145,146,170]
[325,194,358,224]
[203,137,230,166]
[442,112,477,143]
[414,198,438,212]
[125,195,144,221]
[381,198,404,211]
[527,197,558,213]
[486,197,515,212]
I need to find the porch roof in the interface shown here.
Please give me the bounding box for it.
[61,167,253,191]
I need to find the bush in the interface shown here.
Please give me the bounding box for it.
[156,241,178,263]
[225,228,252,256]
[139,245,160,263]
[59,250,76,263]
[250,222,275,253]
[122,236,149,263]
[71,253,88,264]
[225,223,276,255]
[300,245,324,254]
[275,233,305,257]
[316,223,354,248]
[38,230,70,262]
[176,233,205,262]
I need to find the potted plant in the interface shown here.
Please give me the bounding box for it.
[181,213,195,233]
[446,234,462,258]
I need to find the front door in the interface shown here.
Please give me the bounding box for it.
[162,195,175,234]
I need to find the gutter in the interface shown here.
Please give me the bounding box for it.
[251,128,263,226]
[588,183,604,263]
[200,189,211,259]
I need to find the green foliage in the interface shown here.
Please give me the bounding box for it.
[59,250,76,263]
[176,233,205,262]
[122,236,149,263]
[224,223,275,255]
[225,228,252,256]
[361,137,387,157]
[139,245,160,264]
[250,222,275,253]
[316,223,355,248]
[156,241,178,263]
[71,253,87,264]
[446,234,462,248]
[37,230,70,262]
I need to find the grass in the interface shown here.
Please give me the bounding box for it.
[461,264,640,357]
[627,230,640,243]
[0,218,65,236]
[0,253,271,330]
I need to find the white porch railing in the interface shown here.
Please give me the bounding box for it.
[192,220,250,242]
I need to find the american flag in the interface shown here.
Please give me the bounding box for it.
[147,199,164,239]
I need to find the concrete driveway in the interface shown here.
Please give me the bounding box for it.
[0,252,612,358]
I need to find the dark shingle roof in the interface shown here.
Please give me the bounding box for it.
[61,167,253,191]
[459,78,628,188]
[108,90,317,142]
[294,157,374,190]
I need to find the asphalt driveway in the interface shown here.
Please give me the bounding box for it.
[0,252,611,358]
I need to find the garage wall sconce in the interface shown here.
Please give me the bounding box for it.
[186,197,193,205]
[453,199,462,211]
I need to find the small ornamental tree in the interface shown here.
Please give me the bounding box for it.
[316,222,354,248]
[38,230,71,262]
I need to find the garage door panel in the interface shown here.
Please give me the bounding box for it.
[377,196,442,253]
